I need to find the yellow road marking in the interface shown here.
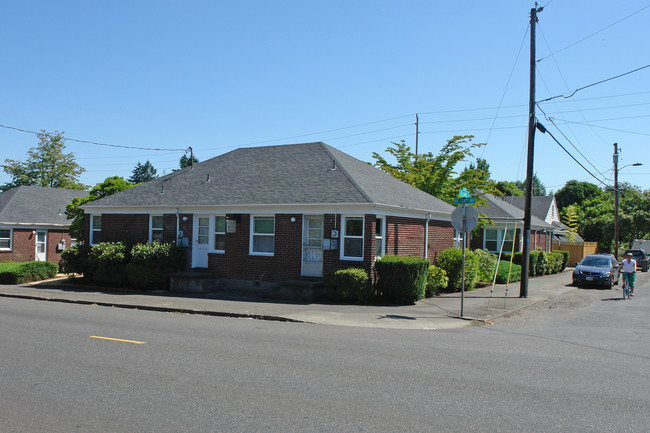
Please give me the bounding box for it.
[90,336,146,344]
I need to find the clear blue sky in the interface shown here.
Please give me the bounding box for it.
[2,1,649,193]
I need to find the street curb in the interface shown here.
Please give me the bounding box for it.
[0,292,306,324]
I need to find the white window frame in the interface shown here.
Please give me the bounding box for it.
[484,227,514,253]
[341,215,364,261]
[149,215,164,243]
[213,215,226,253]
[0,228,12,250]
[90,215,102,245]
[250,215,275,256]
[374,217,385,259]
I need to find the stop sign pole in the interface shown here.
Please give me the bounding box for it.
[451,200,479,318]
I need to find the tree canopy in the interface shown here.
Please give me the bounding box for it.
[372,136,501,204]
[1,131,86,192]
[179,153,199,169]
[129,160,158,184]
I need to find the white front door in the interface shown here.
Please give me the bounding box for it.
[302,216,324,277]
[192,217,210,268]
[35,230,47,261]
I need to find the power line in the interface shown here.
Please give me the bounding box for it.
[537,64,650,103]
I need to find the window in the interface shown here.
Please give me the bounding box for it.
[90,215,102,245]
[251,216,274,255]
[342,216,364,260]
[484,228,514,253]
[197,217,210,245]
[0,229,11,250]
[150,215,164,243]
[375,217,385,258]
[214,216,226,252]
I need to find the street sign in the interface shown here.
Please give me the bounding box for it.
[458,187,470,198]
[453,197,476,205]
[451,204,479,232]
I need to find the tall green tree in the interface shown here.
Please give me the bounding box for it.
[179,153,199,169]
[555,180,604,211]
[66,176,134,241]
[495,180,524,196]
[129,160,158,184]
[372,136,500,204]
[1,131,86,191]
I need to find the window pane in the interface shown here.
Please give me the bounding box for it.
[503,241,513,252]
[153,231,164,242]
[0,229,10,238]
[344,238,363,258]
[92,216,102,230]
[0,239,10,249]
[345,217,363,236]
[215,216,226,232]
[199,226,209,236]
[485,229,497,240]
[215,234,225,250]
[152,216,163,229]
[93,232,101,244]
[485,240,497,251]
[375,239,383,257]
[253,235,274,253]
[254,217,274,234]
[375,218,383,235]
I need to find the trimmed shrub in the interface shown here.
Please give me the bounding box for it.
[473,249,499,284]
[557,250,570,271]
[434,248,479,292]
[505,251,539,277]
[88,242,129,286]
[536,250,548,276]
[324,267,372,303]
[126,241,186,290]
[375,256,429,304]
[60,244,91,275]
[0,261,58,284]
[494,260,522,284]
[546,252,564,274]
[425,265,448,297]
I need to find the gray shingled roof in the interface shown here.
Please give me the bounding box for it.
[84,142,454,216]
[475,194,553,229]
[0,186,88,226]
[503,195,555,222]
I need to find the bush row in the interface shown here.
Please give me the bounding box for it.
[60,241,185,290]
[0,261,59,284]
[324,248,568,305]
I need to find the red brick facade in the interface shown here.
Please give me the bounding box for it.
[0,227,76,265]
[87,212,455,284]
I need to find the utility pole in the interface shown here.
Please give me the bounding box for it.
[614,143,619,260]
[520,4,543,298]
[415,114,419,155]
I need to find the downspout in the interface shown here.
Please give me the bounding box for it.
[176,208,180,247]
[424,213,431,260]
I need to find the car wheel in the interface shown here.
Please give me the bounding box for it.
[606,276,613,290]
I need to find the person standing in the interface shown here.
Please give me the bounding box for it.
[621,252,637,296]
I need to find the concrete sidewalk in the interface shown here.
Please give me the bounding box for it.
[0,270,577,330]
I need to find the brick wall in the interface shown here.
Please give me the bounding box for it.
[101,214,149,244]
[0,228,76,265]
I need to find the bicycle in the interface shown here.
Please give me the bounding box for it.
[621,273,632,300]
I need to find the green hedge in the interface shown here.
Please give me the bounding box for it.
[126,241,185,290]
[375,256,429,304]
[324,267,372,303]
[60,244,91,275]
[473,249,499,284]
[0,261,59,284]
[434,248,479,292]
[425,265,448,297]
[87,242,129,286]
[494,260,522,284]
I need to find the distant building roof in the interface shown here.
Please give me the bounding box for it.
[0,186,88,227]
[475,194,553,229]
[83,142,455,218]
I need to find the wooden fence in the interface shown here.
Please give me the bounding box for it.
[552,242,598,265]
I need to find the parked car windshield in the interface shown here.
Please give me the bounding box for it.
[580,256,611,267]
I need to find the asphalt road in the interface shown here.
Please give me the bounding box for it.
[1,279,648,432]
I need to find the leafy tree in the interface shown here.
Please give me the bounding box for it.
[372,136,500,204]
[129,160,158,184]
[464,158,491,182]
[555,180,603,211]
[495,181,524,196]
[562,204,579,244]
[514,173,546,196]
[1,131,86,191]
[66,176,134,241]
[179,153,199,169]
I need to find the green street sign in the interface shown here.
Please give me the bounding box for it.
[458,188,470,198]
[453,197,476,205]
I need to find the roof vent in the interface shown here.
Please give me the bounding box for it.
[330,160,337,171]
[160,184,164,194]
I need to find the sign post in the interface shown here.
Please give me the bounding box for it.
[451,202,479,318]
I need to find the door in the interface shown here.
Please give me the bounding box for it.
[35,230,47,261]
[302,216,324,277]
[192,217,210,268]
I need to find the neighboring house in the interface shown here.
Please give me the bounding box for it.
[471,194,555,254]
[0,186,88,264]
[504,195,583,244]
[81,142,456,289]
